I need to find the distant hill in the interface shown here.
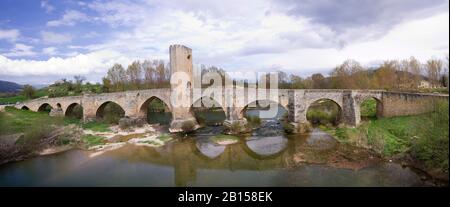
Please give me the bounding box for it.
[0,80,22,93]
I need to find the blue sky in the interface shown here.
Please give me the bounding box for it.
[0,0,449,85]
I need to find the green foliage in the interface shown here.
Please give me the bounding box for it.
[360,98,377,118]
[195,113,206,126]
[21,84,35,99]
[81,134,105,147]
[410,100,449,171]
[82,121,111,132]
[327,100,449,172]
[245,115,261,128]
[0,89,47,104]
[157,133,172,142]
[282,122,295,134]
[99,102,125,124]
[306,100,340,126]
[0,106,61,135]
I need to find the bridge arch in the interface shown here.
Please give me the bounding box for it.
[37,103,53,114]
[306,98,342,126]
[139,96,173,124]
[190,96,226,126]
[95,101,125,123]
[240,99,288,120]
[358,96,383,120]
[21,106,29,110]
[65,103,84,119]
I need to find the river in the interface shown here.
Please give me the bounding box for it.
[0,109,432,187]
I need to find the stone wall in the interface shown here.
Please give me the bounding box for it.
[380,92,448,117]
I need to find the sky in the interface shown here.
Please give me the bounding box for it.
[0,0,449,85]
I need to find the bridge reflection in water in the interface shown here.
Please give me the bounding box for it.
[0,127,427,187]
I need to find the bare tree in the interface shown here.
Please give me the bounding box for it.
[126,61,142,90]
[426,58,443,87]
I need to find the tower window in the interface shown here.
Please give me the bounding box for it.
[187,54,191,60]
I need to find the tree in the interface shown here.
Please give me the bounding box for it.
[106,63,127,91]
[426,59,443,87]
[142,60,155,88]
[330,59,364,89]
[311,73,326,89]
[73,75,86,93]
[375,60,398,90]
[21,84,35,99]
[407,57,422,89]
[154,60,166,87]
[126,61,142,90]
[102,78,112,93]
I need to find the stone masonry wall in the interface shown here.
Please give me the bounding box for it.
[381,92,448,117]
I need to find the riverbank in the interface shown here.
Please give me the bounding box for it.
[320,101,449,185]
[0,107,173,165]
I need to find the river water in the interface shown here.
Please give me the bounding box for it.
[0,109,431,187]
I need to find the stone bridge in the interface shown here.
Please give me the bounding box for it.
[6,45,449,133]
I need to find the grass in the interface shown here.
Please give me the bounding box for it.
[0,89,48,105]
[360,98,377,118]
[0,106,62,135]
[138,140,160,145]
[157,133,172,142]
[82,121,111,132]
[324,100,449,172]
[80,134,105,147]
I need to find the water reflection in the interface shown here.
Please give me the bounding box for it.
[0,125,431,187]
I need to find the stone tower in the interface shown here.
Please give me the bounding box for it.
[169,44,199,132]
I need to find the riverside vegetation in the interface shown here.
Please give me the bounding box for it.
[0,104,171,165]
[302,98,449,180]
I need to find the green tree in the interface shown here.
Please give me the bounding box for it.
[21,84,35,99]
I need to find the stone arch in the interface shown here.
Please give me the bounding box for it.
[358,96,383,119]
[95,101,125,121]
[21,106,29,110]
[37,103,53,113]
[305,98,343,126]
[191,96,225,111]
[65,103,84,119]
[190,96,226,125]
[139,96,172,115]
[139,96,173,124]
[240,99,288,120]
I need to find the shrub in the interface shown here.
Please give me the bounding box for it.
[196,114,206,126]
[181,120,196,133]
[245,115,261,128]
[282,122,295,134]
[119,117,133,130]
[410,100,449,171]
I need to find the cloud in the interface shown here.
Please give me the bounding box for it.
[42,47,57,55]
[47,10,89,27]
[0,29,20,42]
[41,31,72,44]
[0,50,133,76]
[2,43,36,57]
[279,0,449,43]
[1,0,449,83]
[40,0,55,13]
